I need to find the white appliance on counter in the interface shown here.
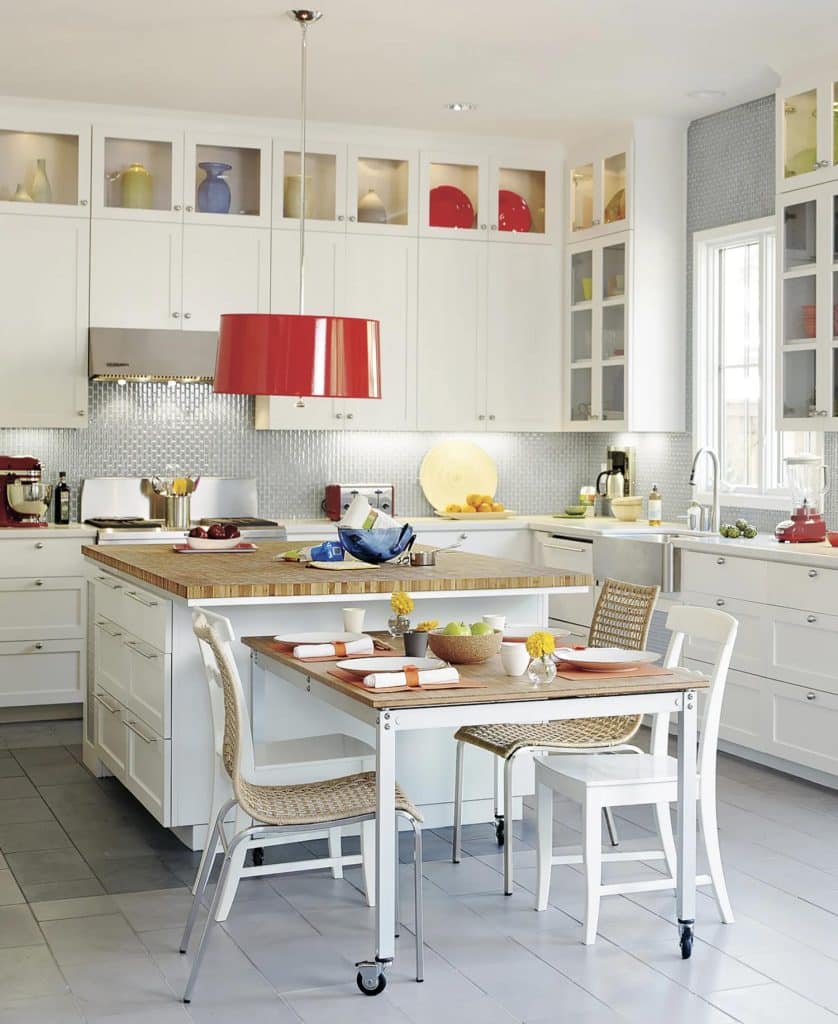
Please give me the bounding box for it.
[536,533,597,641]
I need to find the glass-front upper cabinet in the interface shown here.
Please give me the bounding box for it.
[777,77,838,191]
[273,139,347,232]
[568,142,630,240]
[419,152,487,239]
[92,125,183,220]
[184,132,272,228]
[487,157,553,243]
[0,117,91,216]
[778,185,838,427]
[565,235,628,429]
[346,145,418,235]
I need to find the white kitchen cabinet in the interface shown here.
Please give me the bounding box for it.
[534,533,595,628]
[412,528,531,562]
[0,638,84,707]
[776,74,838,192]
[0,214,89,427]
[92,122,184,221]
[273,139,348,233]
[0,578,84,643]
[183,130,272,228]
[0,113,91,216]
[181,224,270,331]
[767,678,838,776]
[568,137,630,241]
[257,231,417,431]
[93,687,127,777]
[124,713,171,823]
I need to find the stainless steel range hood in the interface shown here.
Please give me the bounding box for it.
[88,327,219,382]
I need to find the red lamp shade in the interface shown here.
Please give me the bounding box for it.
[213,313,381,398]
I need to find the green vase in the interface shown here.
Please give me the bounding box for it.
[121,162,153,209]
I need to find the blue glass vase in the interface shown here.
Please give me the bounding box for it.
[196,162,232,214]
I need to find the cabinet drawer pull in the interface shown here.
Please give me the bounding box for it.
[715,598,725,607]
[716,557,725,565]
[125,719,155,744]
[96,576,122,590]
[94,693,121,714]
[806,692,817,701]
[808,569,818,578]
[807,614,817,624]
[94,620,121,638]
[35,542,44,550]
[34,579,44,587]
[34,642,43,650]
[125,640,158,660]
[126,591,158,608]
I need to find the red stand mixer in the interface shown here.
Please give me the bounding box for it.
[0,457,53,528]
[775,454,829,543]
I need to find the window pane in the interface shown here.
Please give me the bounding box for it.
[722,366,760,486]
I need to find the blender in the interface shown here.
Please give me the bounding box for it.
[775,454,829,543]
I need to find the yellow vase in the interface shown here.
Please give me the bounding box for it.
[121,162,153,209]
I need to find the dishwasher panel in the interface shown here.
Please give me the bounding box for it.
[537,534,595,628]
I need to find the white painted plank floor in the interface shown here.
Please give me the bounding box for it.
[0,720,836,1023]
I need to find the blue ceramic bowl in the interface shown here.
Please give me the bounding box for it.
[338,525,414,564]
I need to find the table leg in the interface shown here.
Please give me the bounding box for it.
[356,709,396,996]
[676,688,698,959]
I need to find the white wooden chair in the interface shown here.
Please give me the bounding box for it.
[190,608,377,921]
[533,605,738,945]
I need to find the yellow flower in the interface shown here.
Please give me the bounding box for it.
[526,631,556,660]
[415,620,439,632]
[390,591,414,615]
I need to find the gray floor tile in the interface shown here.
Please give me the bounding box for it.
[706,981,838,1023]
[0,761,24,779]
[0,870,24,907]
[59,952,178,1016]
[0,905,43,948]
[10,746,78,768]
[86,1007,193,1024]
[114,887,196,932]
[22,761,94,787]
[18,877,105,903]
[0,820,71,854]
[0,945,67,1000]
[41,911,148,964]
[0,993,83,1024]
[284,984,413,1023]
[31,894,119,922]
[0,721,82,749]
[0,797,54,825]
[93,855,185,894]
[38,781,113,813]
[5,846,93,886]
[0,778,38,801]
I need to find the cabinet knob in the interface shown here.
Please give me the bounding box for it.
[479,223,488,230]
[808,569,818,578]
[459,532,468,541]
[337,215,345,222]
[806,691,817,700]
[348,215,357,222]
[346,412,354,420]
[79,199,88,206]
[715,598,725,607]
[592,218,601,226]
[78,409,85,417]
[488,414,495,421]
[34,579,44,587]
[185,205,194,212]
[173,204,182,211]
[35,542,44,550]
[477,414,486,421]
[807,614,817,623]
[183,313,192,319]
[816,160,830,169]
[490,224,497,231]
[335,412,343,419]
[716,557,726,565]
[34,642,43,650]
[172,312,180,318]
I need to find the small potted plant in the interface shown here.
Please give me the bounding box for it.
[526,630,557,686]
[404,619,438,657]
[388,591,414,638]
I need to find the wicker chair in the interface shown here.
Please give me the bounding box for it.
[451,578,660,895]
[180,610,425,1003]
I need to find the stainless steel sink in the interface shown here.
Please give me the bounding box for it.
[592,532,681,592]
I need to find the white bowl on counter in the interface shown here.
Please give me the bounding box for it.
[611,496,643,522]
[186,535,241,551]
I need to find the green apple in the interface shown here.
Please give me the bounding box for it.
[470,622,494,636]
[442,621,470,636]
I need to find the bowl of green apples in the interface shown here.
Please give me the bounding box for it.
[427,621,503,664]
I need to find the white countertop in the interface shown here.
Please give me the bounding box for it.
[279,514,683,537]
[0,522,96,539]
[671,532,838,568]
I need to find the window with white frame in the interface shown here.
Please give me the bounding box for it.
[693,217,821,505]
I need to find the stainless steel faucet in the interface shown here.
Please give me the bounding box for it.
[689,447,720,534]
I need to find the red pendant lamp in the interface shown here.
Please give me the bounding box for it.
[214,10,381,400]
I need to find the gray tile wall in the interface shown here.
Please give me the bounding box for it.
[0,93,816,530]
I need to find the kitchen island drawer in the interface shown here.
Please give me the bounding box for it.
[768,606,838,695]
[0,577,84,641]
[120,586,172,653]
[93,617,129,705]
[124,636,171,737]
[0,538,85,578]
[767,678,838,776]
[93,687,127,778]
[680,551,767,602]
[123,713,170,825]
[0,638,83,706]
[767,561,838,614]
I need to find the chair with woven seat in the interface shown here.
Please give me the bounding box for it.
[190,608,377,923]
[452,578,660,895]
[180,610,424,1003]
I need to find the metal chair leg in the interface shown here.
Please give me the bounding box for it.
[452,740,464,863]
[503,755,514,895]
[394,821,400,939]
[603,807,620,847]
[412,818,424,983]
[180,799,234,954]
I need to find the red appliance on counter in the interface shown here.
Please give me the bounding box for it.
[323,484,395,522]
[0,456,51,527]
[775,454,829,543]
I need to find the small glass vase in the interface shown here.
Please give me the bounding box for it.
[527,655,557,687]
[388,614,411,638]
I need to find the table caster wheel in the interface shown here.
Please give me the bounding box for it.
[494,816,505,847]
[252,847,264,867]
[356,967,386,995]
[679,923,694,960]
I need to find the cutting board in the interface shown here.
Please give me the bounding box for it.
[419,440,498,512]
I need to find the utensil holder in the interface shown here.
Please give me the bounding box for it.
[166,495,191,529]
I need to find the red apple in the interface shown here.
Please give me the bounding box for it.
[207,523,226,540]
[188,526,207,539]
[222,524,241,539]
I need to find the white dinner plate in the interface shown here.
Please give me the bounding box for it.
[554,648,661,672]
[503,624,571,642]
[336,656,444,676]
[274,631,366,646]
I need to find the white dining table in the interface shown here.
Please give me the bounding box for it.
[243,634,707,994]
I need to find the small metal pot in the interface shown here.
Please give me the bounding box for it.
[409,536,464,567]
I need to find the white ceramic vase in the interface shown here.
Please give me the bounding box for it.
[12,184,32,202]
[30,158,52,203]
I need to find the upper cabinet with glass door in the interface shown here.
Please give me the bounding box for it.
[0,116,91,216]
[92,124,183,221]
[777,74,838,192]
[568,140,630,241]
[183,132,272,228]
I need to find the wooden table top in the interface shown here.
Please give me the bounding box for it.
[82,541,590,601]
[243,634,709,711]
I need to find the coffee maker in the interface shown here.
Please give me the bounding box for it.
[595,445,635,515]
[0,457,52,527]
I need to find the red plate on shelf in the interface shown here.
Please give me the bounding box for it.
[429,185,475,229]
[498,189,532,233]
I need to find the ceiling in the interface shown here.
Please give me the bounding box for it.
[1,1,835,139]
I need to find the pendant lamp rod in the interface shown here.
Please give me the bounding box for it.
[287,9,322,317]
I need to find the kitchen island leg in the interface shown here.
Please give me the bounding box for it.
[676,689,698,959]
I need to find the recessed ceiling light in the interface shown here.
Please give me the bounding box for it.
[687,89,727,100]
[446,102,477,112]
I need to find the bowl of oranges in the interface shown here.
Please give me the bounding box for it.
[438,494,513,519]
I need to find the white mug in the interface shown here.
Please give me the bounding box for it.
[483,614,506,632]
[342,607,366,633]
[500,641,530,677]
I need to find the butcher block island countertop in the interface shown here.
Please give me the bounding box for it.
[82,541,590,601]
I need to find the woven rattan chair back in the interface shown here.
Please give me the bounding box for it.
[588,578,659,651]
